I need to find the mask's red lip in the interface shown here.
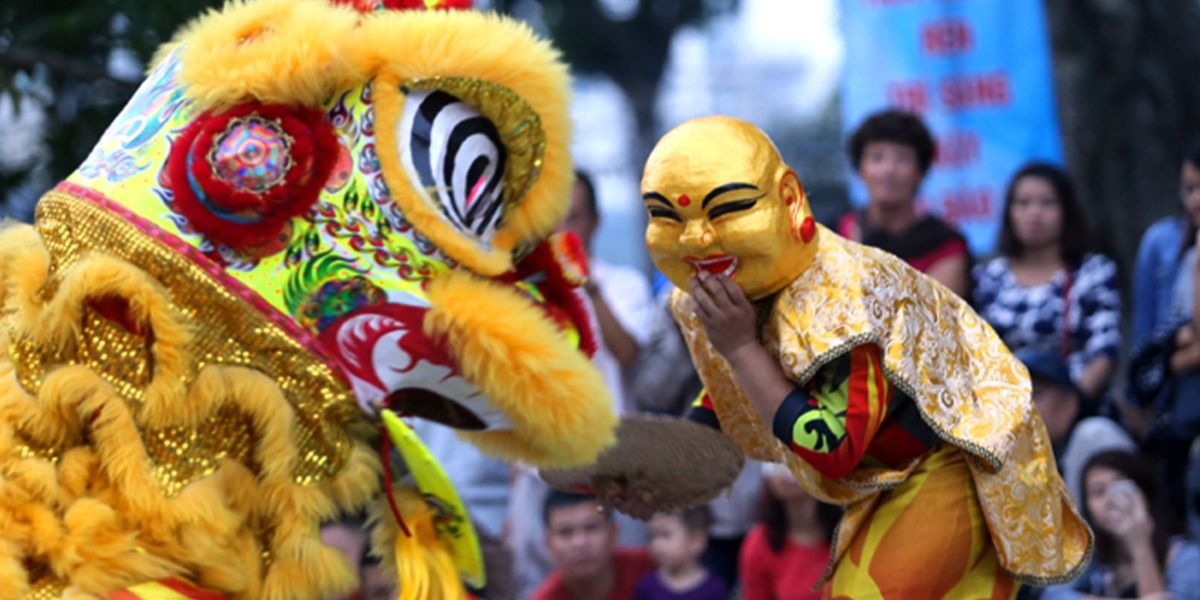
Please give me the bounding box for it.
[684,255,739,277]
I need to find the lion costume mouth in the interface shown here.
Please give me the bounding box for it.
[316,299,512,430]
[386,390,488,430]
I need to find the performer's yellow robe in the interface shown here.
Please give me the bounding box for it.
[671,226,1092,598]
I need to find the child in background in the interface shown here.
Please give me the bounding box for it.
[738,462,838,600]
[635,507,729,600]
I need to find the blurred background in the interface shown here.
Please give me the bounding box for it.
[6,3,1200,598]
[3,0,1200,274]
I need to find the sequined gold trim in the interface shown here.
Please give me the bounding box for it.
[19,190,357,494]
[25,577,66,600]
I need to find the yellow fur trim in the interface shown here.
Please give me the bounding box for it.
[424,269,616,467]
[0,538,28,599]
[395,492,464,600]
[0,226,381,599]
[172,0,361,111]
[368,488,464,600]
[40,254,193,412]
[358,10,573,273]
[0,225,52,347]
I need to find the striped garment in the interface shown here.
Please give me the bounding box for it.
[686,344,936,477]
[685,344,1017,598]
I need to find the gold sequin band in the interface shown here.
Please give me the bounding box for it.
[12,184,359,496]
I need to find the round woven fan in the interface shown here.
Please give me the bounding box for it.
[540,415,744,512]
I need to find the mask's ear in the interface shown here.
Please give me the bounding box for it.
[779,169,816,244]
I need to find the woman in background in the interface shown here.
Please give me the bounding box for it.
[1042,450,1199,600]
[1132,140,1200,350]
[1127,142,1200,518]
[973,162,1120,404]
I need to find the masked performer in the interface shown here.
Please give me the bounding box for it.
[627,116,1092,598]
[0,1,615,598]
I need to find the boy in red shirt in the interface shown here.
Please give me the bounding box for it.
[532,491,655,600]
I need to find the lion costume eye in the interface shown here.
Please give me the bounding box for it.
[374,75,550,275]
[398,88,507,242]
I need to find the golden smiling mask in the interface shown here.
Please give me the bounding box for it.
[642,116,819,301]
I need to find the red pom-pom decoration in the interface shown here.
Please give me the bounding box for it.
[504,232,599,358]
[167,102,338,251]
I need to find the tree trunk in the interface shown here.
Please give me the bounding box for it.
[1046,0,1200,275]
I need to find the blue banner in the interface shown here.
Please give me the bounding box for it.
[840,0,1063,256]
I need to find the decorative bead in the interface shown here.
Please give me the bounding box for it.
[167,102,338,252]
[209,116,294,197]
[800,216,816,243]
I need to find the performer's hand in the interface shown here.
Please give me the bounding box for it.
[690,271,757,358]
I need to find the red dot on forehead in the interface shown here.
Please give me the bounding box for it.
[677,194,691,206]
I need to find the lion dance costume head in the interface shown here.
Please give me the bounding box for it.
[0,0,617,597]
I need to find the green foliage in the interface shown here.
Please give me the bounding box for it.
[493,0,737,132]
[0,0,214,213]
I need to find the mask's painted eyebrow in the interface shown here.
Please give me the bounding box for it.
[702,182,758,209]
[642,192,673,207]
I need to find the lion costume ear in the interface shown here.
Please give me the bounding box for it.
[169,0,362,112]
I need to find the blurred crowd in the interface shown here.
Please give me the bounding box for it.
[324,109,1200,600]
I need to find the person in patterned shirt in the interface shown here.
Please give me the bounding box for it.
[973,162,1121,404]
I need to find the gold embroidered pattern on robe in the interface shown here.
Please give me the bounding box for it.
[670,225,1092,586]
